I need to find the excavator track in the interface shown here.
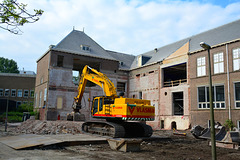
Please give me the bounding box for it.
[82,121,153,138]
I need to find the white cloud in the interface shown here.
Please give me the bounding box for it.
[0,0,240,72]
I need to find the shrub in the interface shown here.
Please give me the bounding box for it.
[224,119,234,131]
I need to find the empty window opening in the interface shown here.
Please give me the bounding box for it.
[117,82,125,92]
[139,92,142,99]
[171,121,177,130]
[161,120,164,129]
[173,92,184,115]
[72,70,80,85]
[163,63,187,87]
[57,55,64,67]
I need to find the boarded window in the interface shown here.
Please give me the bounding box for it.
[57,55,64,67]
[57,97,63,109]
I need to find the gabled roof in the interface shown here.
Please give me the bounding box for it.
[52,30,117,61]
[130,19,240,69]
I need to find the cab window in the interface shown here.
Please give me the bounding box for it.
[93,99,98,114]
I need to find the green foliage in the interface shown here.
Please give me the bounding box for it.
[0,103,39,122]
[224,119,234,131]
[0,0,43,34]
[17,103,33,112]
[0,57,19,73]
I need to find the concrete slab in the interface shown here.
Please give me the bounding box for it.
[0,134,62,150]
[0,134,107,150]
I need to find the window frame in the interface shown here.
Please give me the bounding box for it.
[197,84,225,109]
[17,89,22,97]
[197,57,206,77]
[0,88,3,96]
[213,52,224,74]
[23,89,29,98]
[233,48,240,71]
[30,90,34,98]
[11,89,16,97]
[234,82,240,108]
[4,89,9,97]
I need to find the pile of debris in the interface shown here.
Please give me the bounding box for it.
[15,120,84,135]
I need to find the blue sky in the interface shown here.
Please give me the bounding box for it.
[0,0,240,72]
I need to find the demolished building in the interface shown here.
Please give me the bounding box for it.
[35,19,240,130]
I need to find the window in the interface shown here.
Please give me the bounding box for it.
[117,82,125,92]
[213,52,224,74]
[0,89,3,96]
[237,120,240,131]
[18,89,22,97]
[80,45,90,51]
[234,82,240,108]
[139,91,142,99]
[5,89,9,97]
[198,85,225,109]
[197,57,206,77]
[39,91,42,107]
[30,90,34,98]
[24,90,29,98]
[11,89,16,97]
[35,93,38,108]
[44,88,47,101]
[233,48,240,71]
[57,55,64,67]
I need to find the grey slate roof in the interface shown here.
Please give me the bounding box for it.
[52,30,117,61]
[131,19,240,69]
[189,19,240,53]
[106,50,135,70]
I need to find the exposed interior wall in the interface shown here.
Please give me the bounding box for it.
[129,64,159,129]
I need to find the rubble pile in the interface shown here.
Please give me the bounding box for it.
[16,120,84,135]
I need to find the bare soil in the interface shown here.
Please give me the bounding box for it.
[1,121,240,160]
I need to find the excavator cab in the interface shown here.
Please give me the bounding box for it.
[91,96,114,117]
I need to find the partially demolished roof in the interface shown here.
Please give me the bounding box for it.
[130,19,240,69]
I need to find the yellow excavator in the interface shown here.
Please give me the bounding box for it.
[70,65,155,138]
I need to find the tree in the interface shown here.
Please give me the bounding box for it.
[0,0,43,34]
[0,57,19,73]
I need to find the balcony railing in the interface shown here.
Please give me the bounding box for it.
[163,79,187,87]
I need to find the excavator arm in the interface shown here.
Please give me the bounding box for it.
[74,65,117,107]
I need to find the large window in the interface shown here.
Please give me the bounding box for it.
[235,82,240,108]
[57,55,64,67]
[213,52,224,74]
[197,57,206,77]
[17,89,22,97]
[233,48,240,71]
[24,90,29,98]
[30,90,34,98]
[11,89,16,97]
[5,89,9,97]
[198,85,225,109]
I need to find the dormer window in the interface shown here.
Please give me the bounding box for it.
[81,45,90,52]
[137,55,151,67]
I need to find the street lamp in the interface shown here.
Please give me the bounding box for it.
[5,89,9,132]
[200,42,216,160]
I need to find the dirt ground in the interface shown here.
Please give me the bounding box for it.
[1,122,240,160]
